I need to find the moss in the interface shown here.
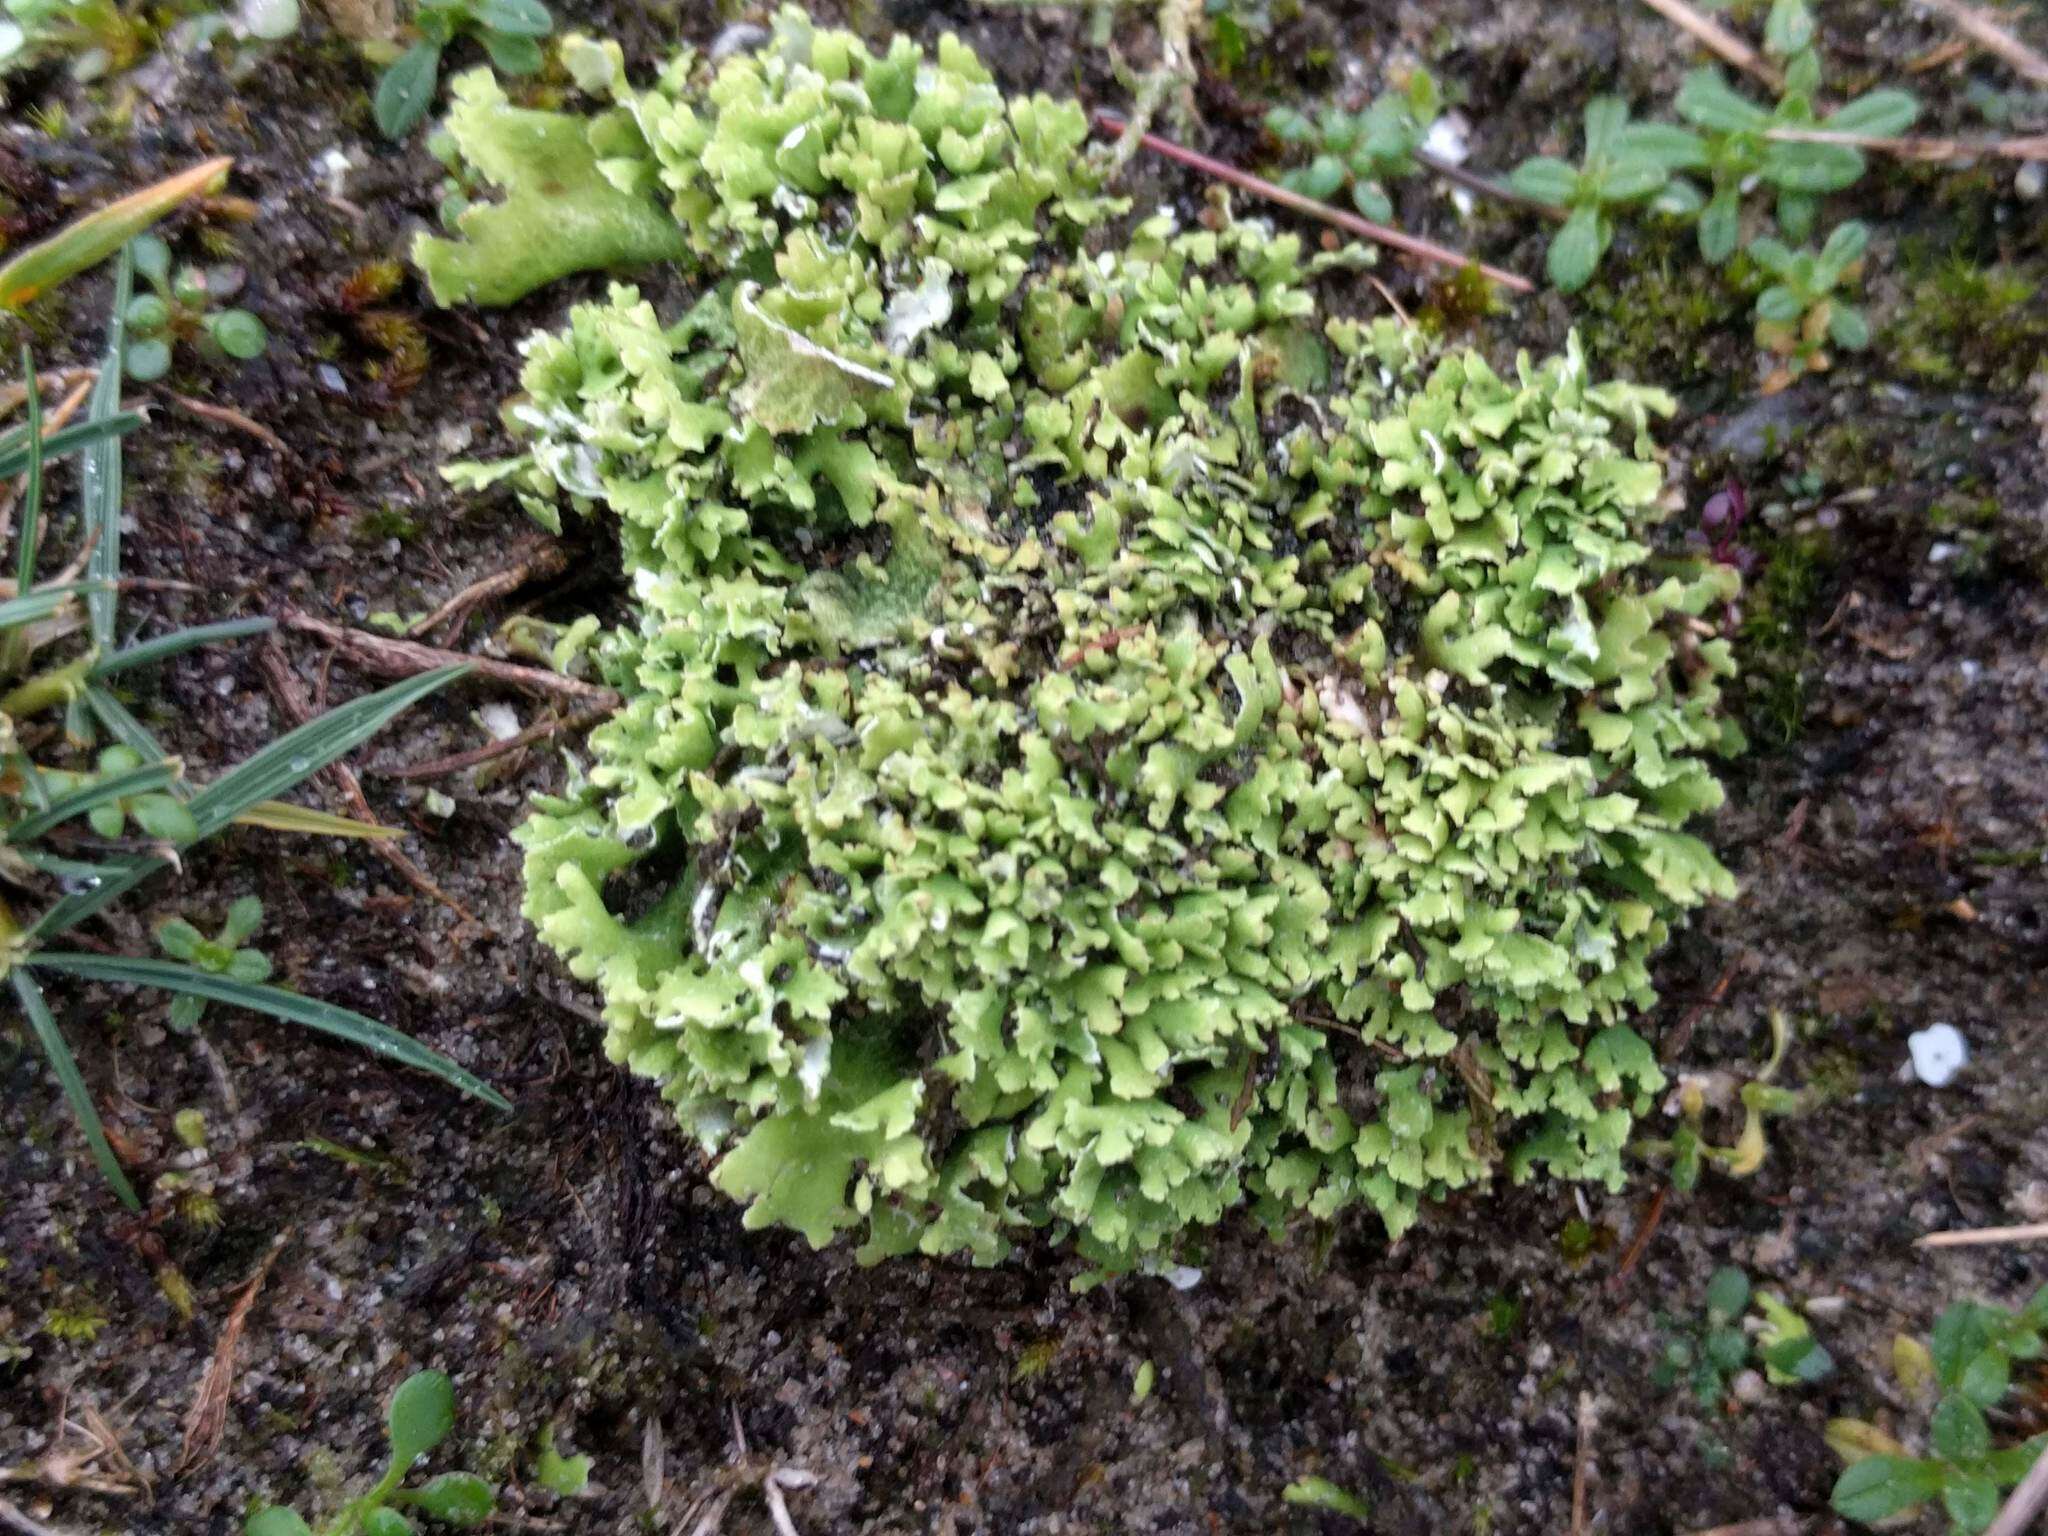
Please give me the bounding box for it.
[1885,257,2048,392]
[1733,528,1833,751]
[1572,229,1748,379]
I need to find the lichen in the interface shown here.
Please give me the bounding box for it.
[431,11,1743,1275]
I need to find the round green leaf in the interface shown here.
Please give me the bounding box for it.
[375,43,443,140]
[129,233,172,287]
[405,1471,494,1525]
[1832,1456,1939,1523]
[245,1509,315,1536]
[1508,156,1577,207]
[1826,305,1869,350]
[1942,1471,2000,1535]
[125,337,173,383]
[1931,1393,1991,1463]
[473,0,551,36]
[1350,180,1393,224]
[386,1370,456,1470]
[1298,154,1346,202]
[1546,205,1603,292]
[1958,1347,2010,1408]
[1755,286,1803,325]
[1705,1266,1750,1321]
[362,1509,414,1536]
[207,309,270,360]
[481,30,543,75]
[126,294,172,335]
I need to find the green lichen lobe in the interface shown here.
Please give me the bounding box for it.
[437,11,1743,1275]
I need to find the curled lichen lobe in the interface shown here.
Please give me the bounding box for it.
[440,9,1742,1274]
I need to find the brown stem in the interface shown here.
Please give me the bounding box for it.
[1089,109,1535,294]
[1413,149,1566,220]
[276,608,620,708]
[375,703,609,781]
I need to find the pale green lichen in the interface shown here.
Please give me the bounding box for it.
[432,11,1743,1275]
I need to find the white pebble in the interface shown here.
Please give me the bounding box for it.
[1908,1023,1968,1087]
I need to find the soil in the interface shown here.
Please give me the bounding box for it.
[3,2,2045,1534]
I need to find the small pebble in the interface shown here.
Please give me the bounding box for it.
[1907,1023,1967,1087]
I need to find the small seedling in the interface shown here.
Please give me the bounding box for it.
[1655,1266,1833,1407]
[1508,97,1705,290]
[1282,1476,1371,1520]
[1831,1287,2048,1535]
[154,895,270,1030]
[1748,221,1871,391]
[1637,1011,1807,1189]
[374,0,553,140]
[122,233,269,382]
[532,1425,591,1497]
[246,1369,496,1535]
[1263,69,1442,223]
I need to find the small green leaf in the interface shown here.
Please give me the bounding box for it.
[404,1471,495,1525]
[1764,0,1814,57]
[206,309,269,360]
[1958,1348,2010,1408]
[1831,1456,1940,1523]
[1827,88,1919,138]
[1826,305,1869,350]
[1942,1471,2000,1534]
[1755,286,1803,325]
[362,1510,414,1536]
[1546,205,1603,292]
[1705,1267,1750,1322]
[245,1508,316,1536]
[1282,1476,1371,1519]
[472,0,550,35]
[1675,68,1767,132]
[376,43,443,140]
[386,1370,457,1471]
[1698,190,1740,263]
[533,1428,591,1497]
[1509,156,1578,206]
[125,338,172,383]
[481,30,543,75]
[1930,1393,1991,1463]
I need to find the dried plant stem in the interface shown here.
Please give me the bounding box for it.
[175,1239,286,1475]
[277,609,620,707]
[1413,149,1566,219]
[1918,0,2048,84]
[1984,1442,2048,1536]
[407,540,568,643]
[1916,1220,2048,1248]
[164,393,286,455]
[1764,124,2048,162]
[1089,110,1534,292]
[376,702,610,781]
[1635,0,1784,89]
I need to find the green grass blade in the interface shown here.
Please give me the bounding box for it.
[15,346,42,590]
[183,665,467,839]
[93,617,275,679]
[0,411,144,479]
[14,848,123,883]
[25,853,161,941]
[25,953,510,1109]
[83,683,175,767]
[5,760,179,843]
[11,969,142,1209]
[83,248,133,649]
[0,582,110,628]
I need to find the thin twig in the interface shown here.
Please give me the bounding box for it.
[255,640,481,927]
[1917,1221,2048,1248]
[1983,1437,2048,1536]
[1918,0,2048,85]
[1764,124,2048,162]
[374,703,608,781]
[407,540,567,644]
[278,609,620,708]
[176,1238,287,1475]
[0,367,98,420]
[1607,1186,1670,1293]
[1635,0,1784,89]
[1413,148,1566,219]
[1571,1392,1595,1536]
[163,392,287,455]
[1089,109,1534,293]
[1682,1520,1806,1536]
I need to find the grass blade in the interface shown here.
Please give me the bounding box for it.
[15,346,42,589]
[11,969,142,1209]
[0,412,144,479]
[5,760,179,843]
[93,617,275,679]
[84,683,174,766]
[25,853,160,941]
[0,582,110,628]
[233,801,400,839]
[183,665,466,839]
[84,249,132,649]
[0,157,233,311]
[25,953,510,1109]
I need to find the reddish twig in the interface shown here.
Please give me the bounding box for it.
[255,641,481,927]
[1089,109,1534,293]
[1764,124,2048,162]
[407,540,568,644]
[278,608,619,707]
[1660,958,1745,1064]
[375,702,610,781]
[163,392,286,455]
[175,1239,286,1476]
[1635,0,1784,89]
[1606,1186,1670,1294]
[1918,0,2048,85]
